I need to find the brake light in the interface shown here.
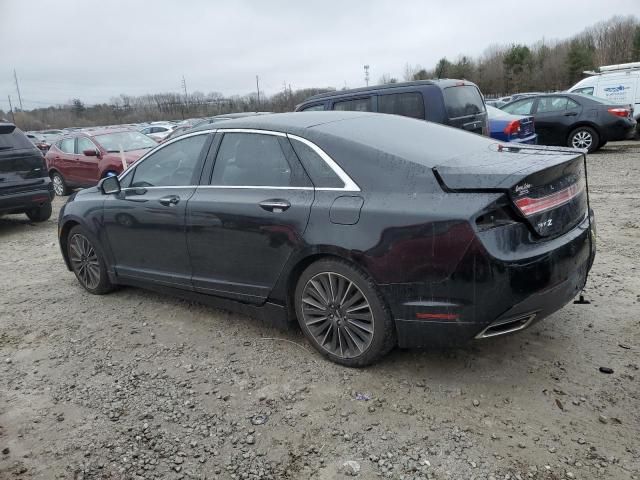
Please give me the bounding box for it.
[514,181,584,216]
[607,107,630,118]
[503,120,521,136]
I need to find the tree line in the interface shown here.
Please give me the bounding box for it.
[2,15,639,131]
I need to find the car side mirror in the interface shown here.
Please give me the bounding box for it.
[100,175,121,195]
[83,148,100,157]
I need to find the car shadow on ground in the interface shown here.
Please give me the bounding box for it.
[0,215,49,236]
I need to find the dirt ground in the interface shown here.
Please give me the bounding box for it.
[1,143,639,480]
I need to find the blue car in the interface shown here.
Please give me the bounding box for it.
[486,105,537,144]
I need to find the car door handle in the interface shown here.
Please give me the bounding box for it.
[159,195,180,206]
[564,112,578,116]
[259,199,290,212]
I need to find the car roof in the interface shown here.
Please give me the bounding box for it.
[190,111,495,169]
[61,128,135,138]
[300,79,472,103]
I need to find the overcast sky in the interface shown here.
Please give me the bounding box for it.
[1,0,638,110]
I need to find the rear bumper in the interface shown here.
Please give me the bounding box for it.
[602,119,637,141]
[384,211,596,349]
[0,181,54,214]
[510,133,537,144]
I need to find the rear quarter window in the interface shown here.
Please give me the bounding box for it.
[443,86,485,118]
[0,128,36,150]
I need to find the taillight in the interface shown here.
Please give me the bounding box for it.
[607,107,630,118]
[503,120,521,136]
[514,181,584,217]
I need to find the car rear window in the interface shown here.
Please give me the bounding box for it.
[378,92,425,120]
[443,85,485,118]
[0,127,36,150]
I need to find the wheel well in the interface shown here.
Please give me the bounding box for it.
[568,122,601,139]
[49,168,61,178]
[59,220,80,270]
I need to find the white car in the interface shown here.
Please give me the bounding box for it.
[139,124,175,142]
[569,62,640,121]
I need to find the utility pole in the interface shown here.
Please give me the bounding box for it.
[364,65,370,87]
[7,95,16,124]
[181,75,189,110]
[13,70,23,111]
[256,75,260,108]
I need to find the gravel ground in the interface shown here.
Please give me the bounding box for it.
[1,143,639,480]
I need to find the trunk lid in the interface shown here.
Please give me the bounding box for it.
[433,144,589,238]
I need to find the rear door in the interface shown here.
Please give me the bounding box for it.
[186,130,313,304]
[533,96,582,145]
[56,137,79,184]
[74,136,101,186]
[442,84,487,134]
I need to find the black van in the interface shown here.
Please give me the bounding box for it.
[295,79,488,135]
[0,123,54,222]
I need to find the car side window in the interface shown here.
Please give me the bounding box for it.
[332,97,373,112]
[59,138,75,153]
[76,137,96,154]
[502,99,535,115]
[574,87,594,96]
[290,138,344,188]
[536,97,570,113]
[378,92,425,120]
[302,104,325,111]
[211,133,293,187]
[130,134,207,187]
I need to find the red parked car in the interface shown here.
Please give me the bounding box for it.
[45,129,157,196]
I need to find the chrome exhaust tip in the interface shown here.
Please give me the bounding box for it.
[475,312,537,339]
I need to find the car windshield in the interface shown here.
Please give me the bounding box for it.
[94,131,157,152]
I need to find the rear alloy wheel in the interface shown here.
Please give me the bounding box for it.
[568,126,599,153]
[26,202,52,222]
[295,259,395,367]
[67,226,114,295]
[51,172,69,196]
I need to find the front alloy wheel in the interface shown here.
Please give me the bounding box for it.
[69,233,101,290]
[67,225,114,294]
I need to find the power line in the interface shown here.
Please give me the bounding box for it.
[7,95,16,123]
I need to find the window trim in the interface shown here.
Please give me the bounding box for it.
[118,128,360,193]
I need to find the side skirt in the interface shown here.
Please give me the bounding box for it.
[115,276,292,331]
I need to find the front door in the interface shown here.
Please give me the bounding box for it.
[103,133,211,288]
[186,131,313,304]
[75,136,101,186]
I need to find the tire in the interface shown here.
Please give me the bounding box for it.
[51,171,69,196]
[294,258,396,367]
[67,225,114,295]
[598,140,607,149]
[26,202,52,222]
[568,126,600,153]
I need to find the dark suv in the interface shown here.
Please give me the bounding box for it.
[0,123,54,222]
[295,79,488,135]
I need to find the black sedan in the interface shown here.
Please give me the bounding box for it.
[500,93,636,152]
[58,112,596,366]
